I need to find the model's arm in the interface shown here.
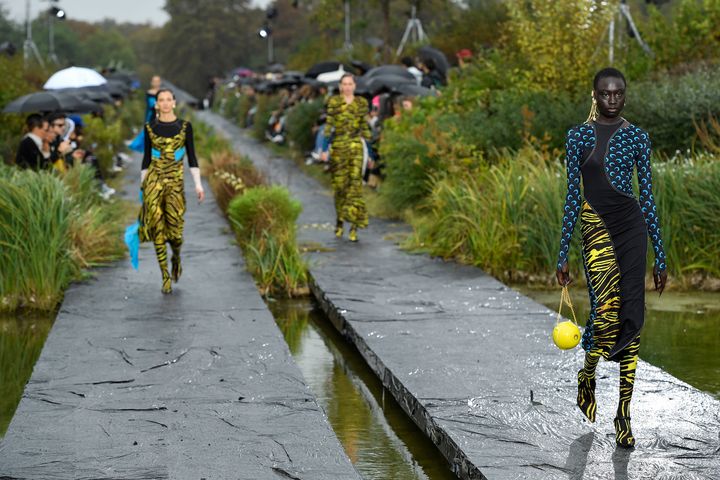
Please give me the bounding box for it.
[322,98,336,152]
[557,129,582,271]
[360,99,371,141]
[185,122,204,202]
[636,131,666,272]
[141,124,151,183]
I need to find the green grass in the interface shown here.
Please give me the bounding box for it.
[0,165,129,312]
[227,186,309,297]
[404,147,720,288]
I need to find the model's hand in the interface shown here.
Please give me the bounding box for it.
[196,184,205,203]
[653,265,667,296]
[556,262,571,286]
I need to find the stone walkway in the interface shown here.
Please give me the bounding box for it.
[0,147,359,480]
[200,110,720,480]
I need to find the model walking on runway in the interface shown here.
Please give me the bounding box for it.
[139,88,204,293]
[129,75,162,153]
[321,73,371,242]
[556,68,667,448]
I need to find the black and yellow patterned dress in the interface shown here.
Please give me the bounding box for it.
[324,95,371,236]
[140,118,198,292]
[557,119,666,447]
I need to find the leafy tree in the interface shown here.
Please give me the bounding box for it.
[157,0,265,96]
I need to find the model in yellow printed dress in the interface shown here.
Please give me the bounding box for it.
[321,73,371,242]
[140,88,205,294]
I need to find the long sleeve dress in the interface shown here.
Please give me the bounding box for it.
[324,95,372,228]
[557,119,666,360]
[138,118,198,245]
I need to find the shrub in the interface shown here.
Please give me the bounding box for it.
[227,186,308,296]
[285,99,324,155]
[252,94,281,142]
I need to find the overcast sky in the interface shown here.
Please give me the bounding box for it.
[3,0,272,26]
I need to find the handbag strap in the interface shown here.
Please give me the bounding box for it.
[556,286,579,326]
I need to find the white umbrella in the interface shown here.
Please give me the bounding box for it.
[317,66,347,84]
[44,66,107,90]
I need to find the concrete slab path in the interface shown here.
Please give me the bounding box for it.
[199,110,720,480]
[0,145,360,480]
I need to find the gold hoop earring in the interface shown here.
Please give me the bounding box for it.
[585,91,598,124]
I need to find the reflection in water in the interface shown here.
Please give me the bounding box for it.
[519,288,720,397]
[0,311,55,435]
[269,298,457,480]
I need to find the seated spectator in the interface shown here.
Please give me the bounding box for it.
[46,112,73,173]
[16,114,51,170]
[401,56,423,86]
[420,59,446,89]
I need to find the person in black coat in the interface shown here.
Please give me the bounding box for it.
[15,114,50,170]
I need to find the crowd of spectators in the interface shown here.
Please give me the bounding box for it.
[14,112,119,199]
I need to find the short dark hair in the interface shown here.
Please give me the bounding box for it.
[156,88,175,100]
[340,73,355,82]
[400,56,415,68]
[25,113,46,131]
[46,112,66,124]
[593,67,626,90]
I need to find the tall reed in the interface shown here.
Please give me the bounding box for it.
[406,147,720,287]
[0,166,127,311]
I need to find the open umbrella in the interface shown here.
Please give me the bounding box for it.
[44,66,107,89]
[364,74,416,96]
[3,90,101,113]
[317,67,349,84]
[306,61,342,78]
[61,87,114,104]
[363,65,416,81]
[391,83,436,97]
[418,46,450,76]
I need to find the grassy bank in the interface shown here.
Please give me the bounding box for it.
[402,147,720,290]
[194,119,308,297]
[0,165,130,312]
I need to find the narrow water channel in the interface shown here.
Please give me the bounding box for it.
[518,288,720,397]
[267,297,457,480]
[0,311,55,435]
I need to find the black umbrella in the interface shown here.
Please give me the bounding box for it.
[3,91,101,113]
[60,87,114,104]
[107,71,138,87]
[351,60,372,75]
[106,79,130,98]
[391,83,436,97]
[306,61,342,78]
[364,74,416,96]
[363,65,415,81]
[418,46,450,76]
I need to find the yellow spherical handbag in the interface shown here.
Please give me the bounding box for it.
[553,286,581,350]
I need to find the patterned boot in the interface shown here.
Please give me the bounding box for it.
[614,417,635,448]
[335,220,343,238]
[170,240,182,283]
[154,239,172,294]
[577,369,597,423]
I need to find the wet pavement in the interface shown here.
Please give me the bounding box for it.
[200,111,720,480]
[0,146,359,479]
